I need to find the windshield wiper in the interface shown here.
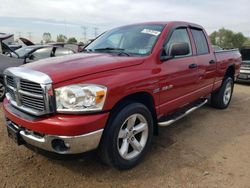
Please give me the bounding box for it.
[94,47,124,51]
[94,47,130,56]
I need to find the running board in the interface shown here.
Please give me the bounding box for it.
[158,99,208,127]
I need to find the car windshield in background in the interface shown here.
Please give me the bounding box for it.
[85,24,165,56]
[15,46,35,58]
[240,49,250,62]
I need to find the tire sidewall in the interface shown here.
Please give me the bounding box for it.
[221,77,234,108]
[0,80,6,101]
[107,103,153,169]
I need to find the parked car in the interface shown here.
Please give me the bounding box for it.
[0,33,16,55]
[0,44,75,101]
[48,42,85,53]
[3,21,241,169]
[12,45,75,61]
[212,45,223,51]
[237,46,250,82]
[8,37,35,51]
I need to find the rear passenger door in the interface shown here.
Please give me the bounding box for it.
[191,28,216,95]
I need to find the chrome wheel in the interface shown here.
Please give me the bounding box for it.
[0,82,5,99]
[117,114,149,160]
[223,81,232,105]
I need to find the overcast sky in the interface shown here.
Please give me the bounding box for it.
[0,0,249,42]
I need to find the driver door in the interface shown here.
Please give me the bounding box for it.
[158,28,201,115]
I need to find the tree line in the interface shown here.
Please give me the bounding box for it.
[209,28,250,49]
[42,32,79,44]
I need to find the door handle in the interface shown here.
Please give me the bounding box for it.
[189,63,198,69]
[209,60,216,64]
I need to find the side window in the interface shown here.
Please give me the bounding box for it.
[191,29,209,55]
[165,28,192,57]
[31,47,53,60]
[54,48,74,57]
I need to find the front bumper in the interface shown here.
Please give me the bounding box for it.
[6,119,103,154]
[3,99,109,154]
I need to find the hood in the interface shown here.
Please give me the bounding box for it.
[19,37,35,46]
[23,53,145,83]
[0,33,13,41]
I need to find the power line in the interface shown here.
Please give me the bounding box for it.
[27,32,32,41]
[81,26,88,42]
[17,32,22,38]
[93,27,99,38]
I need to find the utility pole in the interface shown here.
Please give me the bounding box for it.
[17,32,22,38]
[81,26,88,43]
[27,32,32,41]
[93,27,98,38]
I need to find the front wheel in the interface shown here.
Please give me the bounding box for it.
[0,80,6,102]
[211,77,234,109]
[98,102,154,170]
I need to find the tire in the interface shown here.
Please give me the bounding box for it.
[98,102,154,170]
[0,80,6,102]
[211,77,234,109]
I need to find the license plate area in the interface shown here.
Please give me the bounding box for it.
[6,121,23,145]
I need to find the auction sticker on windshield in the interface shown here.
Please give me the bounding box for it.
[141,29,161,36]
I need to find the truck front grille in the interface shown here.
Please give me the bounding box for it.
[4,67,54,116]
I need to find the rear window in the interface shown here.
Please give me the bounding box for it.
[191,29,209,55]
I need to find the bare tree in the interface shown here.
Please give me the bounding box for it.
[43,32,52,43]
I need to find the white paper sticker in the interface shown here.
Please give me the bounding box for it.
[141,29,161,36]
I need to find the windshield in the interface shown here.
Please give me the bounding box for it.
[240,49,250,62]
[15,46,35,57]
[85,24,165,56]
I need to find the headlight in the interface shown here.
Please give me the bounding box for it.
[55,84,107,113]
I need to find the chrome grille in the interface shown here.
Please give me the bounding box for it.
[21,94,45,111]
[20,79,43,95]
[4,67,54,116]
[6,76,15,87]
[6,86,16,101]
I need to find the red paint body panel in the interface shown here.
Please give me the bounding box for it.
[3,21,242,136]
[3,100,109,136]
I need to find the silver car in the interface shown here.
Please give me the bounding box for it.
[237,47,250,83]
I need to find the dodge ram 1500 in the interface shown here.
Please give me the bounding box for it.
[3,21,241,169]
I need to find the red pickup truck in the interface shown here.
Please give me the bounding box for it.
[3,21,241,169]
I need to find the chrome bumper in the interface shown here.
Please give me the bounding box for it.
[20,129,103,154]
[237,69,250,82]
[7,120,103,154]
[240,69,250,74]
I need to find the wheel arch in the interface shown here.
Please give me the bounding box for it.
[109,91,158,135]
[224,64,235,80]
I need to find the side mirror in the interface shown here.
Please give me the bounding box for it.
[24,54,35,63]
[29,54,35,60]
[160,42,190,62]
[169,42,190,57]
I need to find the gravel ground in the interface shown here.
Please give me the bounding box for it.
[0,83,250,188]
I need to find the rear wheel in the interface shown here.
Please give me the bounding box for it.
[211,77,234,109]
[98,102,153,170]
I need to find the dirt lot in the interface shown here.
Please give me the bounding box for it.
[0,84,250,188]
